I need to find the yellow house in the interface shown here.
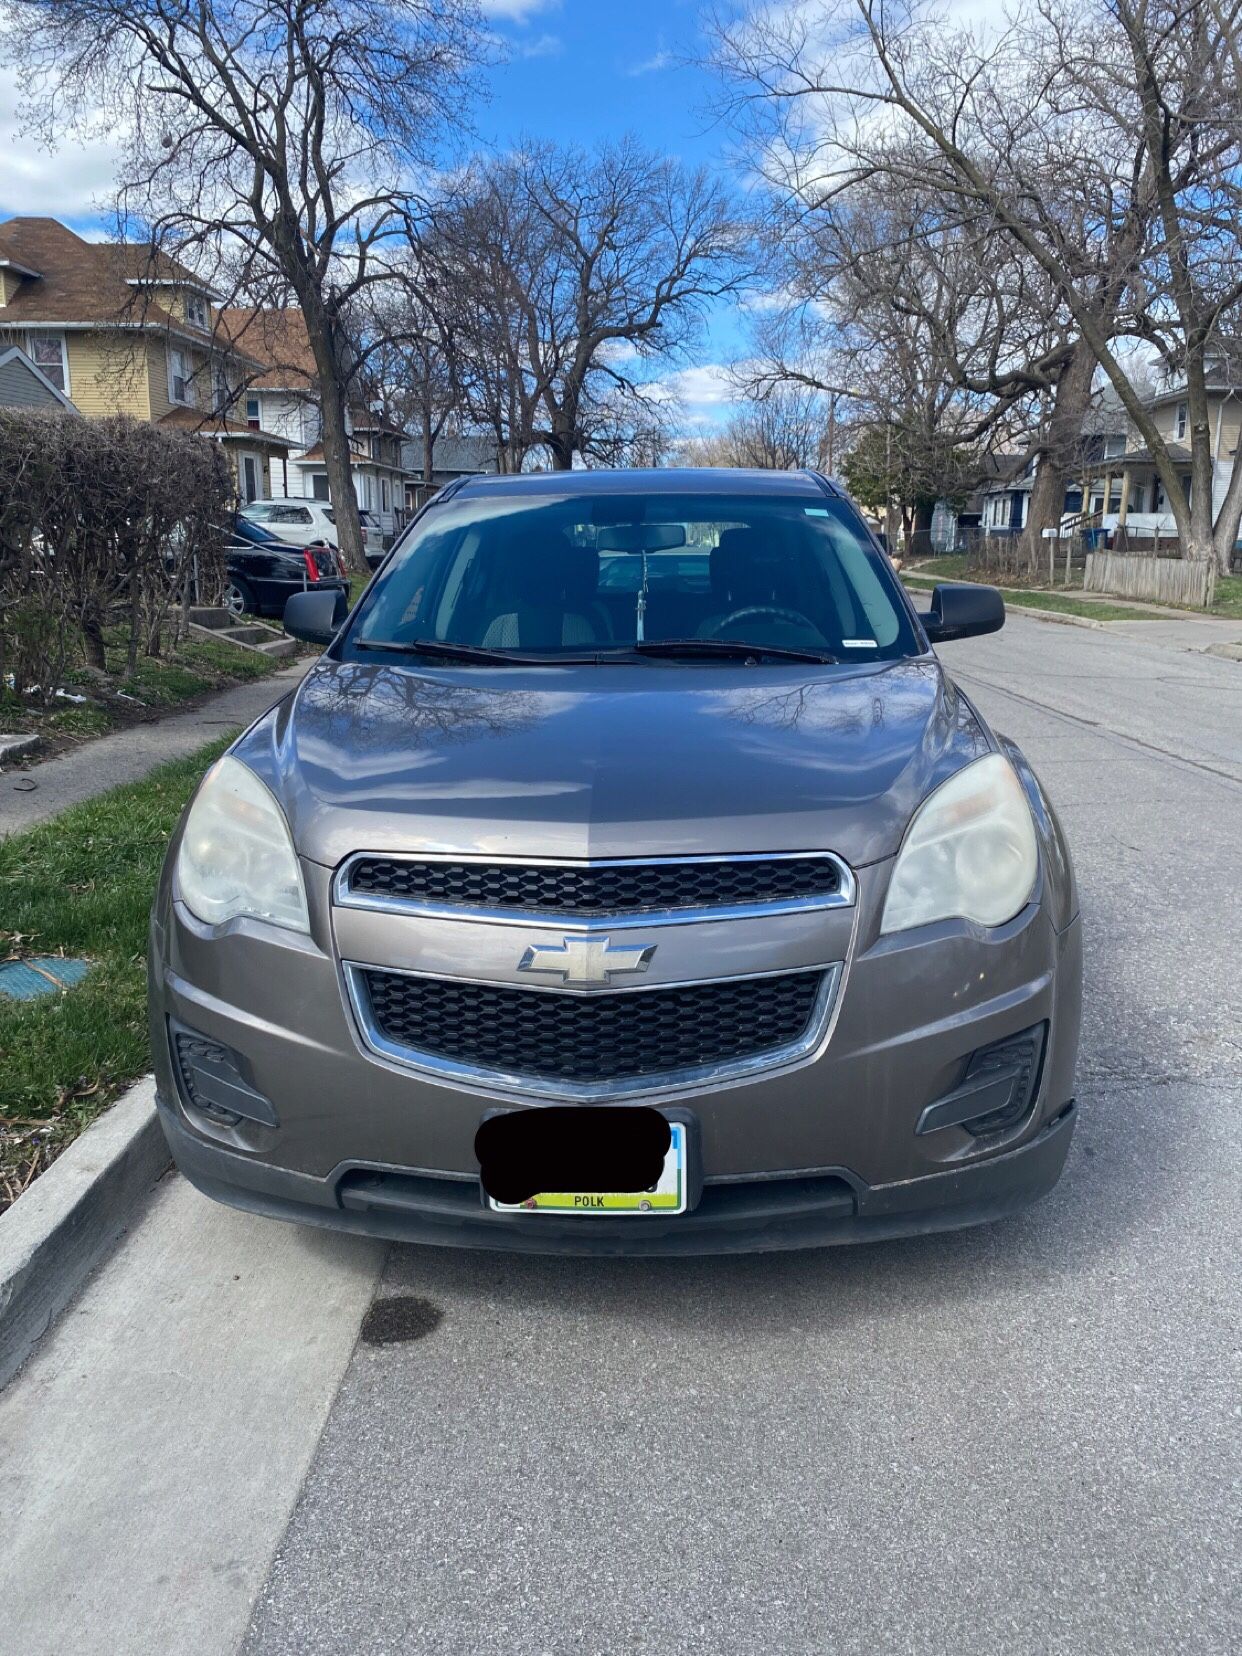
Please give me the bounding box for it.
[0,216,291,501]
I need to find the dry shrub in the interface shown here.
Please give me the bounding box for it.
[0,411,231,694]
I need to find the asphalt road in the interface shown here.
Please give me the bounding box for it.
[237,615,1240,1656]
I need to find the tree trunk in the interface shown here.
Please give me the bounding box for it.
[318,387,367,575]
[300,294,368,576]
[421,401,435,504]
[1021,339,1097,576]
[909,498,934,559]
[81,611,106,672]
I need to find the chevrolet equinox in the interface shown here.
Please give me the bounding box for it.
[149,468,1081,1254]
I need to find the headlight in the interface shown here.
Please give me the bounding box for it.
[176,756,309,933]
[881,753,1038,934]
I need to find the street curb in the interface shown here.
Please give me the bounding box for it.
[1003,606,1109,631]
[0,1075,169,1392]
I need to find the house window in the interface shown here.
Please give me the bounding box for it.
[1176,401,1187,439]
[312,473,331,501]
[246,396,261,431]
[168,346,195,406]
[212,361,231,415]
[185,293,208,329]
[1107,482,1123,512]
[29,333,69,394]
[240,454,261,503]
[1129,482,1145,512]
[381,478,389,513]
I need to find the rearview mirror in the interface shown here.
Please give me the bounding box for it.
[922,582,1005,643]
[595,524,687,552]
[283,587,348,645]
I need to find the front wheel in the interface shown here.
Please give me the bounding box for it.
[223,577,254,617]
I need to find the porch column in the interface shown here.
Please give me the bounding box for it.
[1116,470,1131,549]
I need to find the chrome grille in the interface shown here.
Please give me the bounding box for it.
[354,967,830,1091]
[340,852,850,919]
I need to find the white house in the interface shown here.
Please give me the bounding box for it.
[220,307,409,544]
[1081,362,1241,544]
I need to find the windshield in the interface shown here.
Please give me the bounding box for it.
[344,491,921,663]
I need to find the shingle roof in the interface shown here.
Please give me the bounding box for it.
[0,217,215,338]
[158,406,294,448]
[218,306,319,390]
[1082,442,1193,470]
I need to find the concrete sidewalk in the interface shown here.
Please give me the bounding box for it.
[0,1172,384,1656]
[0,661,311,838]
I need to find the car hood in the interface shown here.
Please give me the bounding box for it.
[234,656,992,869]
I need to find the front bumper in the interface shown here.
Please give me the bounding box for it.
[156,1092,1076,1256]
[149,839,1082,1251]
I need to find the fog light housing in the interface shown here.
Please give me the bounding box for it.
[171,1021,279,1129]
[917,1023,1047,1138]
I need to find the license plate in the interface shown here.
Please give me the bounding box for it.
[489,1121,687,1216]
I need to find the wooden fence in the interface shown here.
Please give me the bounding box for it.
[1085,551,1217,609]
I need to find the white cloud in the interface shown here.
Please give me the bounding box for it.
[645,364,740,424]
[480,0,560,21]
[628,49,674,77]
[0,67,122,221]
[516,32,563,59]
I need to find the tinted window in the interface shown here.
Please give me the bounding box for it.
[347,492,919,662]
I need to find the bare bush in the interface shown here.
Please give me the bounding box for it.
[0,412,231,696]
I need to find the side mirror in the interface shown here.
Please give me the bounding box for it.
[283,587,348,645]
[923,582,1005,643]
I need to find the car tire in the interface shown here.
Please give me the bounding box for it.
[223,577,255,617]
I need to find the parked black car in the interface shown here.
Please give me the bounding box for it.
[223,515,348,619]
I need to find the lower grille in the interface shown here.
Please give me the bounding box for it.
[357,967,828,1088]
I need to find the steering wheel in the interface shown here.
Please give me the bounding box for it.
[706,604,820,640]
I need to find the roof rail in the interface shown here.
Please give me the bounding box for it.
[798,468,843,497]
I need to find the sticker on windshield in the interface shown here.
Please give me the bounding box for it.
[804,507,830,516]
[842,639,878,648]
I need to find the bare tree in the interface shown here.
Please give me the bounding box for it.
[355,277,465,499]
[679,383,835,470]
[422,139,745,469]
[2,0,484,572]
[713,0,1242,573]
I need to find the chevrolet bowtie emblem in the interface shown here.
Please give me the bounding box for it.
[518,936,657,984]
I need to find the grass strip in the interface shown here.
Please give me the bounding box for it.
[902,573,1164,623]
[0,736,231,1209]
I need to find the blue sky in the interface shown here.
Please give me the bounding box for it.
[0,0,746,428]
[480,0,747,425]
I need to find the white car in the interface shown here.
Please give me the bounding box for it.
[241,498,385,566]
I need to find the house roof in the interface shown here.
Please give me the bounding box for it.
[977,453,1033,494]
[291,440,403,472]
[0,344,80,411]
[158,406,294,449]
[431,434,499,474]
[1083,442,1193,470]
[0,217,220,341]
[218,306,319,391]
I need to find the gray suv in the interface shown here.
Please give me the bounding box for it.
[149,469,1081,1253]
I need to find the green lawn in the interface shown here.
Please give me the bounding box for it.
[1213,574,1242,620]
[909,557,1242,621]
[1,626,280,753]
[902,573,1160,622]
[0,737,231,1208]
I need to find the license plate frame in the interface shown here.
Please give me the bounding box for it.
[487,1119,690,1217]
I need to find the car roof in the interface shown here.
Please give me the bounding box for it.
[451,467,843,501]
[244,496,328,507]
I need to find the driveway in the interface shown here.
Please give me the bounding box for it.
[2,613,1239,1655]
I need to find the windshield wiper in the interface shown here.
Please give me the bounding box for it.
[620,638,839,665]
[353,637,611,666]
[354,638,533,665]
